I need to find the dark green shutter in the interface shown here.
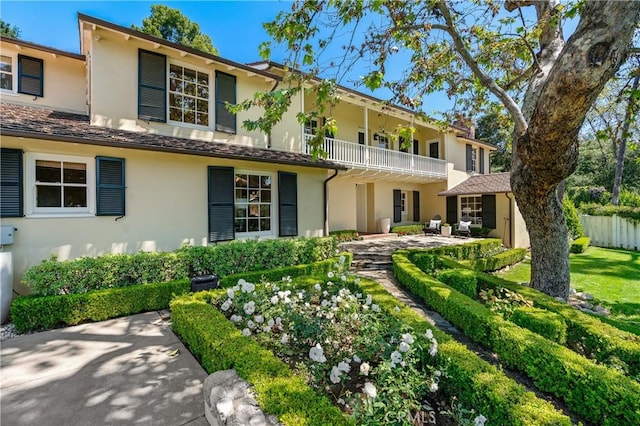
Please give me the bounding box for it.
[480,147,485,174]
[393,189,401,223]
[399,136,408,152]
[18,55,43,97]
[215,71,236,133]
[278,171,298,236]
[208,166,235,242]
[413,139,419,155]
[429,142,439,158]
[482,194,497,229]
[358,132,365,145]
[96,157,125,216]
[0,148,23,217]
[466,144,473,171]
[138,49,166,122]
[413,191,420,222]
[446,196,458,225]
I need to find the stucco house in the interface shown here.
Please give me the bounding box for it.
[0,14,530,295]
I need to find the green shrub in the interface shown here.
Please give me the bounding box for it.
[570,237,590,254]
[478,273,640,378]
[563,198,584,239]
[408,253,442,275]
[618,189,640,208]
[11,280,190,332]
[394,251,640,425]
[390,224,423,235]
[568,186,611,206]
[427,239,503,260]
[463,248,527,272]
[437,269,478,299]
[579,203,640,224]
[470,226,492,237]
[329,229,360,242]
[390,251,570,425]
[170,294,351,425]
[511,307,567,344]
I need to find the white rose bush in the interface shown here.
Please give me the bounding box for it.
[212,260,454,424]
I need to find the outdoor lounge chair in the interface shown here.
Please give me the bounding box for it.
[423,215,442,235]
[453,216,473,238]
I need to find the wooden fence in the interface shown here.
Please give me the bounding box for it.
[579,214,640,251]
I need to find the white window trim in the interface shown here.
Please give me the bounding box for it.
[167,60,212,130]
[25,153,96,218]
[234,169,275,238]
[459,194,482,227]
[471,147,478,173]
[0,52,18,96]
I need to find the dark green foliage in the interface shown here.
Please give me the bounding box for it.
[390,224,423,235]
[170,294,352,425]
[570,237,591,254]
[568,186,612,206]
[393,250,640,425]
[328,229,360,242]
[511,307,567,344]
[562,198,584,239]
[437,269,478,299]
[579,203,640,223]
[470,226,493,237]
[462,248,527,272]
[0,19,20,38]
[11,280,189,332]
[426,238,503,260]
[23,237,337,296]
[408,253,442,275]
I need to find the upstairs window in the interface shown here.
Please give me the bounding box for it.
[0,55,14,91]
[18,54,43,97]
[304,118,318,135]
[374,133,389,149]
[169,64,210,126]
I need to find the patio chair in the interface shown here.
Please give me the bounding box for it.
[423,215,442,236]
[453,216,473,238]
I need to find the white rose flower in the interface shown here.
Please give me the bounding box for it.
[430,381,438,392]
[275,317,282,325]
[314,283,322,291]
[340,274,347,282]
[353,354,361,363]
[247,320,255,329]
[227,288,235,299]
[355,293,362,299]
[474,415,487,426]
[230,314,242,323]
[243,301,255,315]
[327,271,335,278]
[391,350,402,364]
[435,370,442,377]
[237,278,247,287]
[429,341,438,356]
[359,362,370,376]
[425,329,434,339]
[220,299,232,312]
[242,328,251,336]
[254,315,264,323]
[371,304,380,312]
[281,333,289,344]
[330,366,342,384]
[263,325,272,333]
[394,306,401,312]
[337,361,351,373]
[363,382,377,399]
[267,318,275,327]
[271,295,279,305]
[309,343,327,363]
[399,341,410,353]
[365,295,372,306]
[401,333,415,345]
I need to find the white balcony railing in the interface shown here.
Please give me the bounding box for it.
[304,134,447,178]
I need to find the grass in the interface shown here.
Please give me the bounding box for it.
[497,247,640,335]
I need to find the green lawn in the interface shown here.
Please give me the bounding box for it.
[497,246,640,335]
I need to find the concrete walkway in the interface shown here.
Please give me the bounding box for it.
[0,311,208,426]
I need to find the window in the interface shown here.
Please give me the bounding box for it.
[234,172,273,236]
[471,148,477,172]
[460,195,482,226]
[26,153,95,216]
[429,141,439,159]
[1,55,14,91]
[18,55,43,97]
[374,134,389,149]
[169,63,209,126]
[304,118,318,135]
[401,191,407,215]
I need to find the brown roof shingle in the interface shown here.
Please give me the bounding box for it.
[0,103,345,171]
[438,172,511,196]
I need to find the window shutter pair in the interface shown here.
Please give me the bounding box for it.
[18,55,43,97]
[393,189,401,223]
[0,150,125,217]
[207,167,297,242]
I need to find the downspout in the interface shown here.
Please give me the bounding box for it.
[505,192,514,248]
[266,79,279,149]
[324,169,339,236]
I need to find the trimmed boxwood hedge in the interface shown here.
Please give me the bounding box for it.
[390,224,424,235]
[174,266,569,425]
[426,238,503,260]
[11,279,190,332]
[460,248,528,272]
[511,307,567,344]
[570,237,590,254]
[437,269,478,298]
[394,249,640,425]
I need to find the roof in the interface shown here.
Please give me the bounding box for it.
[77,14,280,83]
[438,172,511,196]
[0,36,86,61]
[0,103,345,171]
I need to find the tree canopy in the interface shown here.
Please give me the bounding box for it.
[236,0,639,298]
[132,5,218,55]
[0,19,21,38]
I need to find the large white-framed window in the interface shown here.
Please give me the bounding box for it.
[234,171,274,237]
[168,62,210,127]
[26,153,95,217]
[470,147,477,172]
[0,54,16,93]
[400,191,408,221]
[460,195,482,226]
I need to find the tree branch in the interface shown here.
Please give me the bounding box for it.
[436,2,528,133]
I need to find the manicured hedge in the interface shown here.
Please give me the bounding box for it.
[171,292,352,426]
[427,238,503,260]
[570,237,590,254]
[329,229,361,242]
[408,253,442,275]
[11,280,190,332]
[23,237,337,296]
[437,269,478,299]
[478,273,640,378]
[461,248,527,272]
[390,224,424,235]
[511,307,567,344]
[394,250,640,425]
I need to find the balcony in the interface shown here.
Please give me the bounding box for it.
[304,134,447,181]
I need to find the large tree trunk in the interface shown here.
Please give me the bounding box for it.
[510,0,639,298]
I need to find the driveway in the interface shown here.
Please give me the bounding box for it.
[1,311,208,426]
